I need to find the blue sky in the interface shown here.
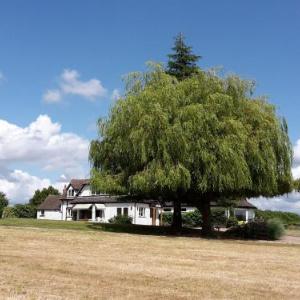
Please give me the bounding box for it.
[0,1,300,210]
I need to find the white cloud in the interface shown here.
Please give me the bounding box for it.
[111,89,120,101]
[292,139,300,179]
[250,192,300,215]
[0,115,89,173]
[43,69,107,103]
[0,115,90,203]
[0,169,67,204]
[43,89,62,103]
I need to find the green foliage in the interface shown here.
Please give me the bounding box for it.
[211,208,227,228]
[255,210,300,226]
[162,210,202,227]
[14,204,36,218]
[226,216,238,228]
[182,210,202,227]
[0,192,9,218]
[226,219,285,240]
[162,212,173,225]
[90,64,293,224]
[2,204,36,218]
[294,179,300,191]
[267,219,285,240]
[2,206,18,218]
[29,186,59,207]
[108,215,133,225]
[166,33,201,81]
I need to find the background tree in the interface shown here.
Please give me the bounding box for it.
[166,33,201,81]
[0,192,9,218]
[90,65,293,235]
[29,186,59,207]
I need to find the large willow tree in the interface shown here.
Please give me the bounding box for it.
[89,64,293,234]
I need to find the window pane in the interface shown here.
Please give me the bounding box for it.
[117,208,122,216]
[124,207,128,216]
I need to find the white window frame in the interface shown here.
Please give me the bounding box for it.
[138,207,145,218]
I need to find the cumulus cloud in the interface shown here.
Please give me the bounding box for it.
[43,89,62,103]
[292,139,300,179]
[43,69,107,103]
[250,192,300,215]
[0,115,89,174]
[0,169,67,204]
[0,115,89,203]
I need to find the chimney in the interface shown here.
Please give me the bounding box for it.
[63,185,67,197]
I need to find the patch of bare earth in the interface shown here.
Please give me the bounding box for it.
[0,227,300,299]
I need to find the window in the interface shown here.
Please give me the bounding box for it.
[68,189,74,197]
[40,210,45,216]
[163,208,171,212]
[138,207,145,217]
[123,207,128,216]
[181,208,187,212]
[117,208,122,216]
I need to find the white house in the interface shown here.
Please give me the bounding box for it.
[37,179,257,225]
[37,179,162,226]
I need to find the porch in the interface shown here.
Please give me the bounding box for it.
[72,204,105,222]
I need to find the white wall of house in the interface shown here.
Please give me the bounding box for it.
[162,206,196,213]
[78,185,93,197]
[37,210,62,220]
[61,200,74,221]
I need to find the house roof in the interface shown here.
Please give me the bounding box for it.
[67,179,90,191]
[37,195,62,210]
[236,199,257,209]
[163,199,257,209]
[70,195,160,206]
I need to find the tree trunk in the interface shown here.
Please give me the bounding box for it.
[171,199,182,234]
[199,197,212,236]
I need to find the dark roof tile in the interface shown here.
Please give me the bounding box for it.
[37,195,62,210]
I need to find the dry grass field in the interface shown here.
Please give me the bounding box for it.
[1,225,300,300]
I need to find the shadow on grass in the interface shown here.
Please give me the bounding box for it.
[87,222,221,238]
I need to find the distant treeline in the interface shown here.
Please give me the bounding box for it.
[255,210,300,226]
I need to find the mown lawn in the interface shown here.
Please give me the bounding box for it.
[0,220,300,299]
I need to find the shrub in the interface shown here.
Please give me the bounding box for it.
[211,208,227,228]
[226,219,285,240]
[162,212,173,225]
[182,210,202,227]
[162,210,202,227]
[14,204,36,218]
[108,215,132,225]
[267,218,285,240]
[2,207,18,218]
[226,216,238,228]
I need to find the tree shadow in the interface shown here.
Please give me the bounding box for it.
[86,222,223,239]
